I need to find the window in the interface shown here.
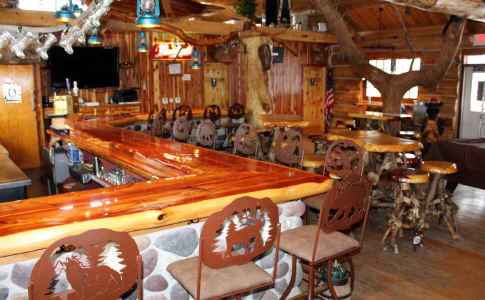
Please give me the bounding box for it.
[470,72,485,113]
[365,58,421,99]
[464,55,485,65]
[18,0,86,12]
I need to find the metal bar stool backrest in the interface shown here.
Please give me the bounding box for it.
[172,116,192,142]
[172,105,193,121]
[29,229,143,300]
[324,140,366,178]
[203,105,222,124]
[196,119,217,148]
[272,127,303,167]
[228,103,245,120]
[312,174,372,262]
[233,123,260,156]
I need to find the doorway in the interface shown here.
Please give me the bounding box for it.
[460,65,485,139]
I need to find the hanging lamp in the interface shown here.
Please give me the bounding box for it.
[137,32,148,53]
[191,48,201,69]
[136,0,161,28]
[55,0,75,23]
[88,27,103,45]
[72,4,83,18]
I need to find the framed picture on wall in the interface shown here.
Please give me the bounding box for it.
[3,81,22,103]
[168,63,182,75]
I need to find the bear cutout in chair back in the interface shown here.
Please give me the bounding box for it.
[29,229,141,300]
[324,140,365,178]
[233,123,259,156]
[172,116,192,142]
[200,196,279,269]
[271,128,303,166]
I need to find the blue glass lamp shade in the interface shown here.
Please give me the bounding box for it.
[88,30,102,46]
[137,32,148,53]
[72,4,83,18]
[136,0,161,28]
[192,48,202,69]
[55,0,75,23]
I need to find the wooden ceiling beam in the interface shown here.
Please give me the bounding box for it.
[0,8,58,27]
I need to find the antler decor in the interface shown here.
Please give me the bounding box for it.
[0,0,115,61]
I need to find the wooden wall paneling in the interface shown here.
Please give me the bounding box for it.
[303,66,326,129]
[0,64,41,169]
[203,63,229,108]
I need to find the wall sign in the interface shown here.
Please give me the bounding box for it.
[3,82,22,103]
[151,41,194,61]
[168,63,182,75]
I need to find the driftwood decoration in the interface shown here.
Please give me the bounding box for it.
[241,36,273,128]
[313,0,466,131]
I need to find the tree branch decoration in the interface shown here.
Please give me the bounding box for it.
[313,0,466,120]
[0,0,115,61]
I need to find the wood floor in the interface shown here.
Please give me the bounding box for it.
[353,184,485,300]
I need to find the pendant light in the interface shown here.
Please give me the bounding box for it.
[191,48,201,69]
[88,27,102,46]
[55,0,75,23]
[137,32,148,53]
[136,0,161,28]
[73,4,83,18]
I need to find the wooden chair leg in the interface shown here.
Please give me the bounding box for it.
[280,255,297,300]
[346,256,355,293]
[326,259,339,300]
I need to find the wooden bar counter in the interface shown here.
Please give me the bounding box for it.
[0,114,331,257]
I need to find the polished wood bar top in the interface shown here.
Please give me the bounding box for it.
[0,143,8,157]
[348,111,412,122]
[259,114,310,128]
[326,130,422,153]
[0,113,331,256]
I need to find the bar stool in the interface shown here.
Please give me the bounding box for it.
[279,174,372,300]
[270,127,303,167]
[203,104,222,125]
[382,169,429,254]
[233,123,261,159]
[302,153,325,173]
[195,119,217,149]
[421,161,459,240]
[168,196,281,300]
[224,103,246,148]
[29,229,143,300]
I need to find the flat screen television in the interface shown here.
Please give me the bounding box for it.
[48,46,120,89]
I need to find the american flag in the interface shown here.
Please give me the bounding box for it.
[325,69,335,132]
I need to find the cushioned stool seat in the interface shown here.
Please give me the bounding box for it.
[398,171,429,184]
[280,225,359,263]
[421,161,458,175]
[302,153,325,169]
[168,257,273,300]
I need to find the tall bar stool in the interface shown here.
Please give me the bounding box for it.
[29,229,143,300]
[224,103,246,148]
[203,104,222,125]
[270,127,304,167]
[279,174,372,300]
[233,123,261,159]
[172,115,192,143]
[168,196,281,300]
[382,168,429,254]
[421,161,459,240]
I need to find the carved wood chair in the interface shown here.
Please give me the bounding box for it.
[203,104,222,125]
[196,119,217,149]
[279,174,372,300]
[29,229,143,300]
[224,103,246,148]
[168,196,281,300]
[233,123,261,159]
[270,127,304,167]
[172,104,193,121]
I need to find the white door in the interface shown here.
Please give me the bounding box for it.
[460,66,485,138]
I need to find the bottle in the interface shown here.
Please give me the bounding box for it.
[72,81,79,96]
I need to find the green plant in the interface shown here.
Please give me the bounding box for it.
[235,0,257,20]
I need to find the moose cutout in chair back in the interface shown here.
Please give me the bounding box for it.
[233,123,260,157]
[319,174,372,234]
[271,128,303,166]
[200,197,279,269]
[196,120,217,148]
[324,140,365,178]
[29,229,142,300]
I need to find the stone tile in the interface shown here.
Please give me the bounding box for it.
[170,283,189,300]
[155,228,198,257]
[135,236,151,253]
[142,248,158,278]
[274,278,288,294]
[11,262,34,289]
[276,262,289,279]
[145,275,168,292]
[0,286,8,300]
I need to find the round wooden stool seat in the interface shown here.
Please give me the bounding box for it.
[391,169,429,184]
[302,153,325,169]
[421,161,458,175]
